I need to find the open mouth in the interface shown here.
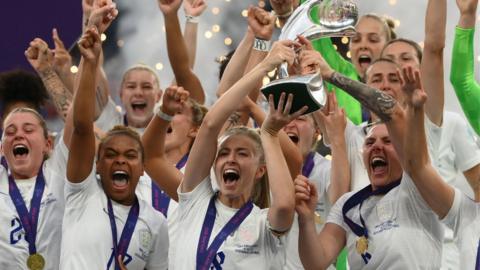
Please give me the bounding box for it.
[223,169,240,185]
[112,170,129,189]
[131,102,147,112]
[13,144,29,158]
[370,157,387,174]
[287,133,299,144]
[166,125,173,134]
[358,55,372,67]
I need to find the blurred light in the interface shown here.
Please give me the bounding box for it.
[224,37,232,46]
[346,51,351,58]
[212,7,220,15]
[204,31,213,39]
[70,65,78,74]
[477,55,480,62]
[262,76,270,86]
[389,0,397,5]
[333,44,338,50]
[101,33,107,42]
[341,37,349,44]
[117,40,124,47]
[418,42,424,49]
[241,9,248,17]
[225,0,231,2]
[212,24,221,33]
[394,19,401,27]
[155,63,164,70]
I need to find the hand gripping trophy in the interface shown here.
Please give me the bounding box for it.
[261,0,358,114]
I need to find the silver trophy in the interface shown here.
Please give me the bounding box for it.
[261,0,358,114]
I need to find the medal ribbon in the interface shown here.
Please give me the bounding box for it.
[2,157,45,255]
[152,153,189,217]
[196,195,253,270]
[301,152,315,177]
[107,196,140,270]
[342,179,401,264]
[476,239,480,270]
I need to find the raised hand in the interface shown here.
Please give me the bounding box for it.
[262,92,308,136]
[319,92,346,141]
[247,6,275,40]
[157,0,182,15]
[159,85,190,116]
[294,175,318,221]
[183,0,206,17]
[25,38,54,73]
[87,1,118,34]
[52,28,73,73]
[77,27,102,64]
[400,66,427,109]
[261,40,298,71]
[297,35,334,78]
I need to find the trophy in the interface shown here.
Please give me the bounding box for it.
[261,0,358,114]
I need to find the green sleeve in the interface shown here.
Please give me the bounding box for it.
[450,26,480,135]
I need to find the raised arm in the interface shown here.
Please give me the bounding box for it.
[420,0,446,126]
[51,28,75,93]
[158,0,205,104]
[25,38,73,144]
[182,40,297,193]
[450,0,480,135]
[397,67,454,218]
[262,93,307,233]
[182,0,206,68]
[295,176,346,269]
[142,86,189,201]
[318,93,350,204]
[66,27,101,183]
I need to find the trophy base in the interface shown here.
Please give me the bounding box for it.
[260,74,326,115]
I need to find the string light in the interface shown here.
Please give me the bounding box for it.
[346,51,351,58]
[212,25,221,33]
[388,0,397,5]
[241,9,248,17]
[155,63,164,70]
[224,37,232,46]
[341,37,349,44]
[212,7,220,15]
[204,31,213,39]
[333,44,338,50]
[70,65,78,74]
[101,34,107,42]
[394,19,401,27]
[117,40,124,48]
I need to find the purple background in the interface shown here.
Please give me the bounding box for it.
[0,1,82,72]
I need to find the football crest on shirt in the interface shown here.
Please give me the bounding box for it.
[138,229,152,250]
[376,201,393,222]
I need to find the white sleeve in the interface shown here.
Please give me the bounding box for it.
[441,188,478,238]
[46,133,69,178]
[451,114,480,172]
[64,168,98,206]
[325,192,350,232]
[262,209,287,266]
[145,218,169,270]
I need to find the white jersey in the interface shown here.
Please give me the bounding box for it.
[284,152,332,270]
[442,188,480,269]
[344,121,370,191]
[0,139,68,270]
[95,97,145,134]
[327,172,444,269]
[171,177,286,269]
[60,169,169,270]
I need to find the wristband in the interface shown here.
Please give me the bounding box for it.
[185,14,199,24]
[253,38,271,52]
[154,102,174,122]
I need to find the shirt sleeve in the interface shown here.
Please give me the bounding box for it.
[441,188,478,238]
[450,113,480,172]
[177,176,214,220]
[64,167,98,206]
[450,26,480,135]
[326,192,351,232]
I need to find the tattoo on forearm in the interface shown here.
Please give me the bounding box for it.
[39,68,73,120]
[226,111,242,130]
[327,72,397,121]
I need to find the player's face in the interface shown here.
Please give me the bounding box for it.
[362,124,402,189]
[2,112,51,179]
[165,102,197,152]
[96,135,143,205]
[283,114,318,157]
[366,61,404,105]
[120,69,160,128]
[214,135,265,205]
[382,41,420,69]
[350,17,389,77]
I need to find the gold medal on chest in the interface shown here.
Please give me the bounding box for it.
[355,236,369,254]
[27,253,45,270]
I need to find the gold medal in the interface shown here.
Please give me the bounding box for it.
[27,253,45,270]
[355,236,368,254]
